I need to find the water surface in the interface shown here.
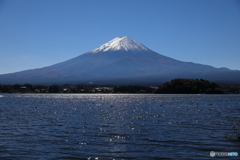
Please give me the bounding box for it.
[0,94,240,159]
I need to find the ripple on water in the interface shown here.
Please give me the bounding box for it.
[0,94,240,159]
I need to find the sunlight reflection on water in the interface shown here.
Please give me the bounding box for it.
[0,94,240,159]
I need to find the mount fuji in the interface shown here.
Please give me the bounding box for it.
[1,36,240,85]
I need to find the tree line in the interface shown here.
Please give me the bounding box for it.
[0,79,240,94]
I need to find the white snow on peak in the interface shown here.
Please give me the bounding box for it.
[89,36,150,53]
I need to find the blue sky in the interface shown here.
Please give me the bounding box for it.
[0,0,240,74]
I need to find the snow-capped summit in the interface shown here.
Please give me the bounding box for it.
[88,36,150,53]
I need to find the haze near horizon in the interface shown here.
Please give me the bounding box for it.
[0,0,240,74]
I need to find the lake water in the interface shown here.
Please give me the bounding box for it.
[0,94,240,159]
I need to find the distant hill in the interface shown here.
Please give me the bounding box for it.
[0,36,240,85]
[155,79,224,94]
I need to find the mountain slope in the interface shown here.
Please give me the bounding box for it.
[0,36,240,84]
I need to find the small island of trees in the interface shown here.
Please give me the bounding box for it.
[155,79,224,94]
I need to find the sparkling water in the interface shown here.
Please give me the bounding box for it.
[0,94,240,159]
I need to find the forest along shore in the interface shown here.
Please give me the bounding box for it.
[0,79,240,94]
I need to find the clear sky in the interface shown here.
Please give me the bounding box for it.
[1,0,240,74]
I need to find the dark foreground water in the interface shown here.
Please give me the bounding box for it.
[0,94,240,159]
